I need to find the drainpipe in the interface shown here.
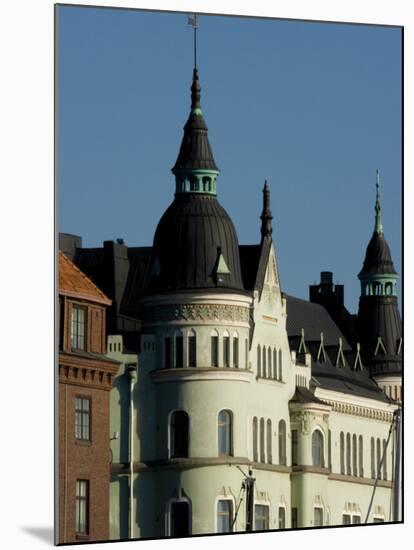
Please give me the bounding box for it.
[126,363,137,539]
[392,408,402,522]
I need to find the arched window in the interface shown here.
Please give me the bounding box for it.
[328,430,332,470]
[268,347,272,378]
[278,349,283,381]
[164,336,171,368]
[376,438,382,480]
[346,432,351,475]
[169,499,191,536]
[188,330,196,367]
[266,419,272,464]
[292,429,298,466]
[382,439,387,480]
[211,330,219,367]
[370,437,375,478]
[262,347,266,378]
[260,418,265,463]
[257,345,261,377]
[358,435,363,477]
[170,411,189,458]
[312,430,324,467]
[352,434,357,476]
[202,176,211,192]
[175,332,183,368]
[278,420,286,465]
[190,176,198,192]
[233,334,239,368]
[385,282,393,295]
[223,331,230,367]
[374,282,381,296]
[340,432,345,474]
[273,348,277,379]
[253,417,258,462]
[218,410,233,456]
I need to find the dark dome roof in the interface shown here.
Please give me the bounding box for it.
[359,231,397,277]
[147,194,244,292]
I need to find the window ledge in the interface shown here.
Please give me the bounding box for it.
[150,367,253,384]
[75,439,92,447]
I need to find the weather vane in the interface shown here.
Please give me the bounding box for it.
[187,14,199,70]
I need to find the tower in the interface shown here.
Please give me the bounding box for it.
[356,171,402,401]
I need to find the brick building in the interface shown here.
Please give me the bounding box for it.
[58,251,120,544]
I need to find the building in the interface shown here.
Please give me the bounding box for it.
[59,61,402,539]
[58,251,120,543]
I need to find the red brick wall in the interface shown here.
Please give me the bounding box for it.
[58,380,111,543]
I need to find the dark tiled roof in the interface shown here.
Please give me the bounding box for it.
[290,386,328,405]
[359,231,397,276]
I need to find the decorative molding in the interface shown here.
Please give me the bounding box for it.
[323,399,394,422]
[150,367,253,384]
[143,303,249,324]
[329,473,392,488]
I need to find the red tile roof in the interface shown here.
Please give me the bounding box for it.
[59,251,111,305]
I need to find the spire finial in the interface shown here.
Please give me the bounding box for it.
[188,15,201,112]
[260,180,273,240]
[188,14,199,70]
[375,169,383,234]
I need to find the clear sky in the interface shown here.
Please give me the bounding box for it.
[57,5,402,313]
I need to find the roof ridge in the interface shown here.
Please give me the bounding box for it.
[59,251,110,302]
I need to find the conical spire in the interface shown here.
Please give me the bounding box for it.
[260,180,273,239]
[374,169,383,234]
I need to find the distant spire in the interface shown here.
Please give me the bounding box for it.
[260,180,273,239]
[374,169,383,234]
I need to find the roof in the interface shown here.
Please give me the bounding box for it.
[172,69,219,173]
[59,251,111,306]
[290,386,328,405]
[359,231,397,277]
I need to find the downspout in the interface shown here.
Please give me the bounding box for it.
[126,364,137,539]
[392,408,402,522]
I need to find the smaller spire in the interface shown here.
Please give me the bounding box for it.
[191,68,201,111]
[375,169,383,234]
[260,180,273,240]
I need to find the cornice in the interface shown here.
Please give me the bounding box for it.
[150,367,253,384]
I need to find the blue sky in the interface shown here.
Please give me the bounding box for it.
[58,6,402,313]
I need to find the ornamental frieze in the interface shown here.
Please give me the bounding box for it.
[324,399,393,422]
[143,303,249,323]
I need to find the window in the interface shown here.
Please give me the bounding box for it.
[273,348,277,379]
[314,507,323,527]
[255,505,269,530]
[278,507,286,529]
[268,348,272,378]
[266,419,272,464]
[382,439,387,480]
[358,435,364,477]
[170,501,190,537]
[342,514,351,525]
[291,508,298,529]
[346,433,351,475]
[253,417,258,462]
[328,430,332,470]
[188,332,196,367]
[373,517,384,523]
[223,334,230,367]
[164,337,171,368]
[71,306,85,350]
[75,397,90,441]
[371,437,375,478]
[257,345,261,377]
[245,339,248,369]
[340,432,345,474]
[233,336,239,367]
[292,429,298,466]
[175,335,183,368]
[352,434,357,476]
[260,418,265,463]
[170,411,189,458]
[211,333,219,367]
[376,438,381,480]
[312,430,324,467]
[217,500,233,533]
[262,347,266,377]
[352,515,361,524]
[278,349,283,380]
[76,480,89,535]
[218,410,232,456]
[278,420,286,465]
[202,176,211,192]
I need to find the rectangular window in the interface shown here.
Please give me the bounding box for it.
[211,336,219,367]
[328,430,332,470]
[342,514,351,525]
[188,334,196,367]
[278,507,286,529]
[175,336,183,368]
[352,515,361,524]
[71,306,86,350]
[170,501,190,536]
[76,480,89,535]
[75,397,90,441]
[217,499,233,533]
[314,507,323,527]
[292,429,298,466]
[233,337,239,368]
[223,336,230,367]
[164,337,171,368]
[291,508,298,529]
[254,504,269,531]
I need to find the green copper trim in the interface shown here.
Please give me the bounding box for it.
[174,169,220,196]
[375,169,384,234]
[359,273,398,297]
[191,107,203,115]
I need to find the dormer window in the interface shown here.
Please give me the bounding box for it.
[71,306,86,350]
